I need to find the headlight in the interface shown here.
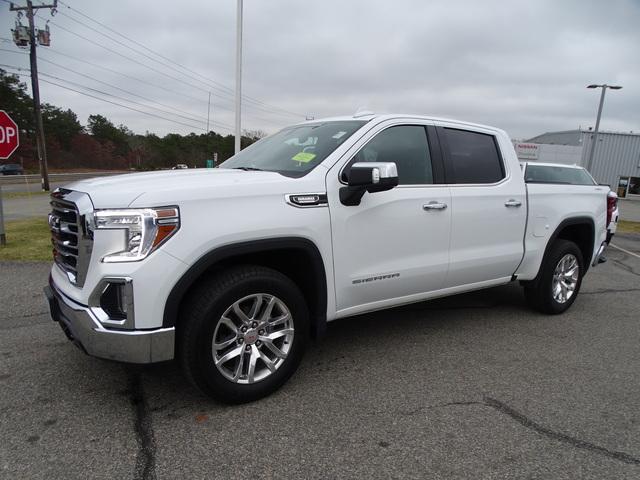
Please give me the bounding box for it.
[94,207,180,263]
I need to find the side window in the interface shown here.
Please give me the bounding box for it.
[350,125,434,185]
[443,128,505,184]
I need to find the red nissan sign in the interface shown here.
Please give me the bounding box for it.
[0,110,20,160]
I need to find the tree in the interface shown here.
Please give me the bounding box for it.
[0,68,34,134]
[0,69,263,172]
[243,129,267,141]
[42,104,82,150]
[87,114,129,156]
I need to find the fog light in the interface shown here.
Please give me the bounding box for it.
[89,278,135,329]
[100,283,127,320]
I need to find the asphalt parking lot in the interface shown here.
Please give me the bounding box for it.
[1,235,640,480]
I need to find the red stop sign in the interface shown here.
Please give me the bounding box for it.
[0,110,20,160]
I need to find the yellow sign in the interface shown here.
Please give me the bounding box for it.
[292,152,316,163]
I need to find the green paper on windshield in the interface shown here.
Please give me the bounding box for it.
[292,152,316,163]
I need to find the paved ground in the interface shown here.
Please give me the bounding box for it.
[1,235,640,479]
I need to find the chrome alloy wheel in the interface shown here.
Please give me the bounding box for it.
[212,293,294,384]
[552,254,579,304]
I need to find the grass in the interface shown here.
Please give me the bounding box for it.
[0,217,51,262]
[1,190,49,200]
[618,220,640,234]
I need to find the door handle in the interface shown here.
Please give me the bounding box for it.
[504,199,522,207]
[423,202,447,211]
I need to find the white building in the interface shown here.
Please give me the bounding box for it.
[518,130,640,198]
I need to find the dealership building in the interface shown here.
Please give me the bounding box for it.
[515,129,640,198]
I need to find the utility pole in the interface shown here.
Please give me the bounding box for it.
[234,0,243,154]
[206,91,211,132]
[10,0,56,191]
[585,83,622,174]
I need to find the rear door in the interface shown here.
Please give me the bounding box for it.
[438,124,526,287]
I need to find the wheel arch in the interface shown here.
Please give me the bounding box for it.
[163,237,328,338]
[525,216,595,285]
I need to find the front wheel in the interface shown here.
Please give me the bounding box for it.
[179,265,309,403]
[524,239,584,314]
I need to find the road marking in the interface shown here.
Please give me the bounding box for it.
[610,243,640,259]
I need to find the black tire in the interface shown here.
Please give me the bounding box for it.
[524,239,584,314]
[178,265,309,404]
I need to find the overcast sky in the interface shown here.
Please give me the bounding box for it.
[1,0,639,139]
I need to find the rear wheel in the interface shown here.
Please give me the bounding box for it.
[179,265,309,403]
[524,239,584,314]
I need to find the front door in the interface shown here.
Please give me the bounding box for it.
[326,121,452,317]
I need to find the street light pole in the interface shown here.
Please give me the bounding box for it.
[585,84,622,173]
[234,0,243,155]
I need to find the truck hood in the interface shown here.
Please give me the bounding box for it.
[66,169,306,208]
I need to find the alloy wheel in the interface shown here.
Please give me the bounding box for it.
[212,293,294,384]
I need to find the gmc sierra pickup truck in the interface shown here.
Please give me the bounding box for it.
[45,113,610,403]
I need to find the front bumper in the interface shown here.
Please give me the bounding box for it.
[44,277,175,364]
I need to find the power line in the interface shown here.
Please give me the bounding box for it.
[55,0,307,119]
[37,47,287,123]
[38,58,216,125]
[35,15,213,95]
[42,48,209,104]
[38,70,232,130]
[2,46,284,131]
[39,12,295,119]
[53,9,232,98]
[0,48,214,125]
[57,0,237,97]
[32,15,295,123]
[4,67,232,133]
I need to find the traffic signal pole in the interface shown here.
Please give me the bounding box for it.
[10,0,56,191]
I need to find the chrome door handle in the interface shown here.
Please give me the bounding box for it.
[505,199,522,207]
[423,202,447,211]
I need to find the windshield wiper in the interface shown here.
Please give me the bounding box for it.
[232,166,264,171]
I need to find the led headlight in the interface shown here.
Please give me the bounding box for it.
[94,207,180,263]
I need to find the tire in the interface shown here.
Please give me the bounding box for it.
[524,239,584,314]
[178,265,309,404]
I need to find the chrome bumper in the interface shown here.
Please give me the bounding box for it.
[44,277,175,364]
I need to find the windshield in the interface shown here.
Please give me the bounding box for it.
[219,121,366,177]
[524,164,596,185]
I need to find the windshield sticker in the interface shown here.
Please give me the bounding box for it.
[332,131,347,139]
[292,152,316,163]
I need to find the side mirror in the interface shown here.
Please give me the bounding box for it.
[340,162,399,206]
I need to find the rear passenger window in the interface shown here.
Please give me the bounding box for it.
[443,128,505,184]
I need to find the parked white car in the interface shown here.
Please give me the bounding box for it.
[45,114,609,403]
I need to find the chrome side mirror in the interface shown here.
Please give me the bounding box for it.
[340,162,399,206]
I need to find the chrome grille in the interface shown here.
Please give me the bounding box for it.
[50,197,79,276]
[49,189,94,287]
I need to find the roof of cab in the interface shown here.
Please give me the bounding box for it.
[296,113,506,135]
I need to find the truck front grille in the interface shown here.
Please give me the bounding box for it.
[50,198,79,277]
[49,189,94,287]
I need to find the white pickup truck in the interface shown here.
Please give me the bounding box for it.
[45,113,611,403]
